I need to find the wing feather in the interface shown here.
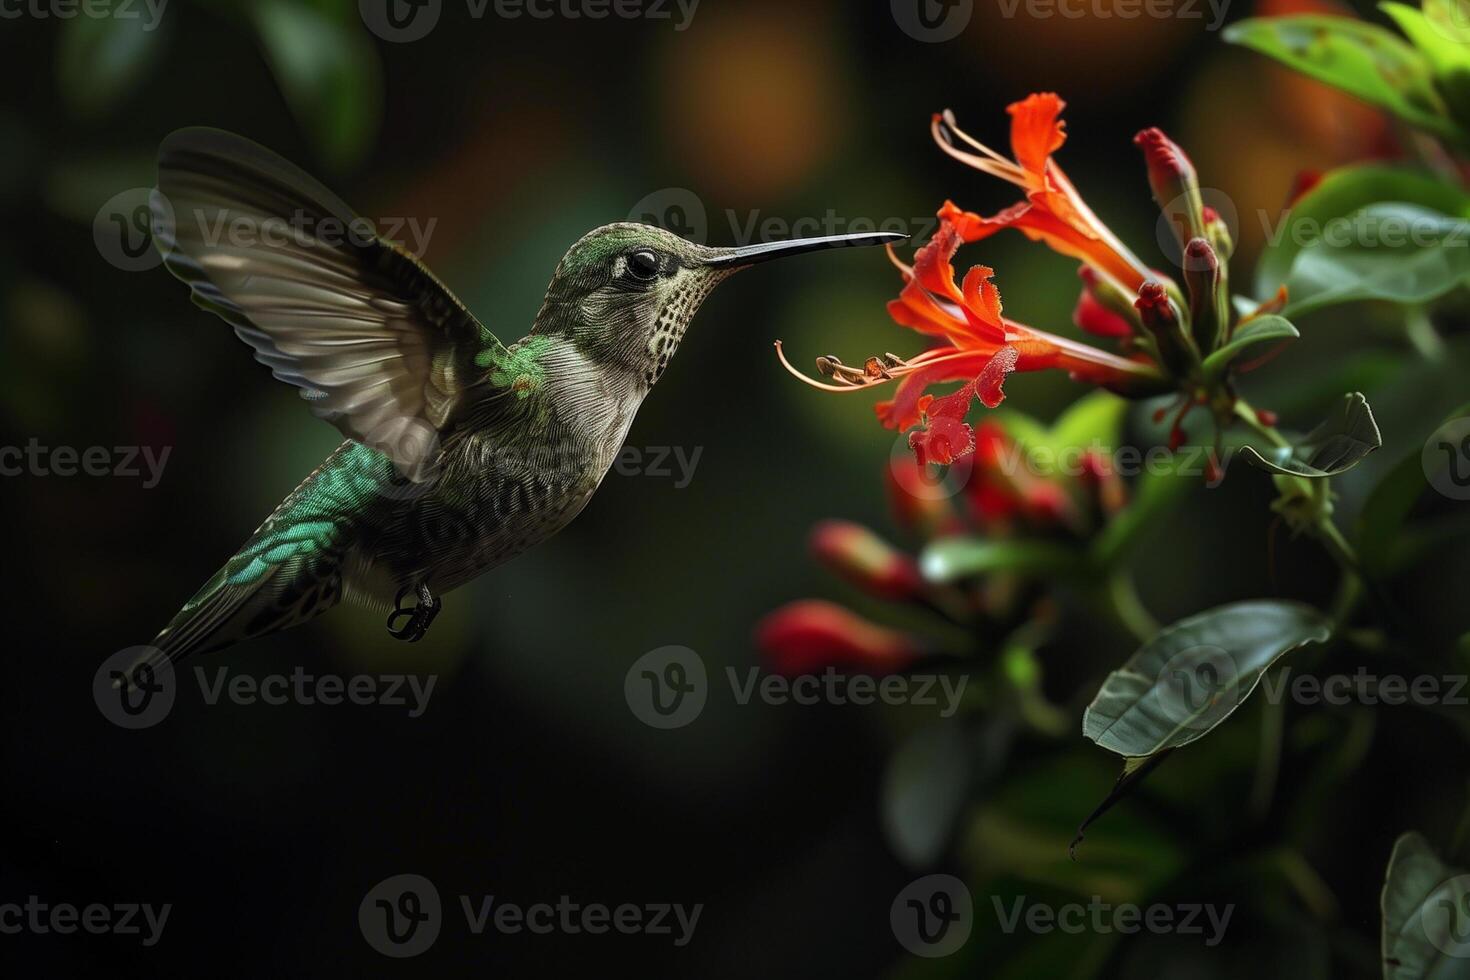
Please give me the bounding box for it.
[150,127,503,478]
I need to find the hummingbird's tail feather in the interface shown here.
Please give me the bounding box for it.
[118,547,345,692]
[116,444,373,691]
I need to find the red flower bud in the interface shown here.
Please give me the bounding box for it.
[808,520,925,602]
[1135,127,1205,248]
[1135,281,1197,377]
[1074,285,1135,339]
[1201,205,1234,261]
[1183,238,1223,355]
[755,600,922,677]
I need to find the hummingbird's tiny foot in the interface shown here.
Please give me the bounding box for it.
[386,583,442,642]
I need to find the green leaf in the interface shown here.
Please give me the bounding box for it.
[881,722,972,868]
[57,8,168,117]
[1045,390,1130,458]
[1082,600,1333,758]
[1238,392,1384,478]
[1382,3,1470,76]
[1224,15,1456,140]
[1202,315,1300,377]
[1383,0,1470,134]
[1360,401,1470,575]
[1282,204,1470,317]
[1381,831,1470,979]
[919,538,1084,584]
[1254,164,1470,297]
[252,0,382,171]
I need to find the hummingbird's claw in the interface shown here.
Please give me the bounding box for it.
[386,583,442,643]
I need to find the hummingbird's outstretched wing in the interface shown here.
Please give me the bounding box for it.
[150,127,504,479]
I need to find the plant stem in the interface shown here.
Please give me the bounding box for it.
[1234,399,1365,626]
[1251,693,1285,819]
[1107,568,1159,642]
[1404,305,1447,361]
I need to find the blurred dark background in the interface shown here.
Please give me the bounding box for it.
[2,0,1468,976]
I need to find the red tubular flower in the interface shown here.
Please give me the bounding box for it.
[776,219,1166,464]
[808,520,925,602]
[1074,282,1135,339]
[885,457,966,537]
[964,420,1078,530]
[756,600,922,677]
[931,94,1153,294]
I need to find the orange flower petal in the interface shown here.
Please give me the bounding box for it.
[873,351,987,431]
[976,344,1020,408]
[1007,92,1067,179]
[960,265,1006,341]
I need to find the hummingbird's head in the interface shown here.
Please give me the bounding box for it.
[535,222,904,388]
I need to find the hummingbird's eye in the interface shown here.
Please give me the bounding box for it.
[626,249,661,282]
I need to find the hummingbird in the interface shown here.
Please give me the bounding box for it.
[125,127,901,684]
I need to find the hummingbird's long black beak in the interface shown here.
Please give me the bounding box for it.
[704,231,908,268]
